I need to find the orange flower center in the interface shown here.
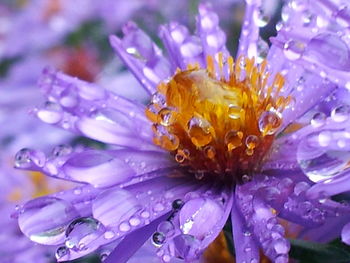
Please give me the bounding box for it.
[146,54,291,182]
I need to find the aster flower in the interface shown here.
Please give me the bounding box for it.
[14,1,350,263]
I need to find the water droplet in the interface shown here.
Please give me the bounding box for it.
[273,238,290,254]
[173,234,201,260]
[311,112,327,127]
[188,117,212,147]
[245,135,259,149]
[298,130,350,182]
[65,217,105,251]
[302,11,314,26]
[126,47,146,61]
[331,105,350,122]
[55,246,69,260]
[228,105,243,119]
[119,221,131,232]
[225,130,243,150]
[157,221,175,236]
[203,145,216,159]
[283,40,305,60]
[129,216,141,226]
[52,144,72,157]
[242,174,252,183]
[243,230,252,236]
[172,199,184,210]
[18,197,79,245]
[294,181,310,195]
[257,38,269,63]
[37,101,63,124]
[153,202,165,212]
[258,111,282,135]
[152,232,166,247]
[104,231,115,239]
[305,33,350,71]
[158,108,175,126]
[255,9,270,27]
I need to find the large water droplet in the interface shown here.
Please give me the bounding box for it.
[56,246,69,260]
[65,217,105,251]
[305,33,350,71]
[331,105,350,122]
[14,148,45,169]
[311,112,327,127]
[297,131,350,182]
[37,101,63,124]
[255,9,270,27]
[179,198,223,240]
[18,197,79,245]
[173,234,201,261]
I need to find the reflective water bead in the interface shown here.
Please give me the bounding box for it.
[18,197,79,245]
[245,135,259,149]
[65,217,105,251]
[225,130,243,151]
[283,40,305,60]
[158,108,175,126]
[157,221,175,236]
[173,234,200,261]
[255,8,270,27]
[258,111,282,135]
[311,112,327,127]
[55,246,69,260]
[305,33,350,71]
[172,199,184,210]
[228,105,243,119]
[188,117,212,147]
[52,144,73,157]
[37,101,63,124]
[152,232,166,247]
[331,105,350,122]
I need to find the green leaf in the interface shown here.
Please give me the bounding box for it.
[289,238,350,263]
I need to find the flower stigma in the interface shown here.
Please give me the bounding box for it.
[146,53,292,183]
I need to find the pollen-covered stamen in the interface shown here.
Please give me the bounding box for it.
[146,54,291,181]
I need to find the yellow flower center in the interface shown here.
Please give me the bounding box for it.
[146,53,292,182]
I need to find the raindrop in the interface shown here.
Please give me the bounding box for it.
[301,11,314,26]
[172,199,184,210]
[188,117,212,147]
[158,108,175,126]
[119,222,131,232]
[283,40,305,60]
[152,232,166,247]
[65,217,105,251]
[18,197,79,245]
[228,105,242,119]
[258,111,282,135]
[55,246,69,260]
[157,221,175,236]
[52,144,72,157]
[255,9,270,27]
[257,38,269,63]
[331,105,350,122]
[37,101,63,124]
[311,112,327,127]
[225,130,243,150]
[305,33,350,71]
[245,135,259,149]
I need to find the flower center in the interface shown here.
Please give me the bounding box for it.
[146,54,291,182]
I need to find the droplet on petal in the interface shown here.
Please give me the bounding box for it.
[18,197,79,245]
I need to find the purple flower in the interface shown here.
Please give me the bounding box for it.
[15,1,350,263]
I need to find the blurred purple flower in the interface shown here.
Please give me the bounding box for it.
[14,1,350,263]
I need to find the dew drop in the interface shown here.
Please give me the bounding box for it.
[52,144,72,157]
[104,231,115,239]
[158,108,175,126]
[152,232,166,247]
[119,221,131,232]
[245,135,259,149]
[228,105,242,119]
[255,9,270,27]
[311,112,327,127]
[305,33,350,71]
[258,111,282,135]
[18,197,79,245]
[225,130,243,151]
[157,221,175,236]
[65,217,105,251]
[37,101,63,124]
[283,40,305,60]
[188,117,212,147]
[55,246,69,260]
[331,105,350,122]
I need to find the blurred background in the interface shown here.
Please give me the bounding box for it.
[0,1,283,262]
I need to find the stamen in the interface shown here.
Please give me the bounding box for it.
[146,54,291,182]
